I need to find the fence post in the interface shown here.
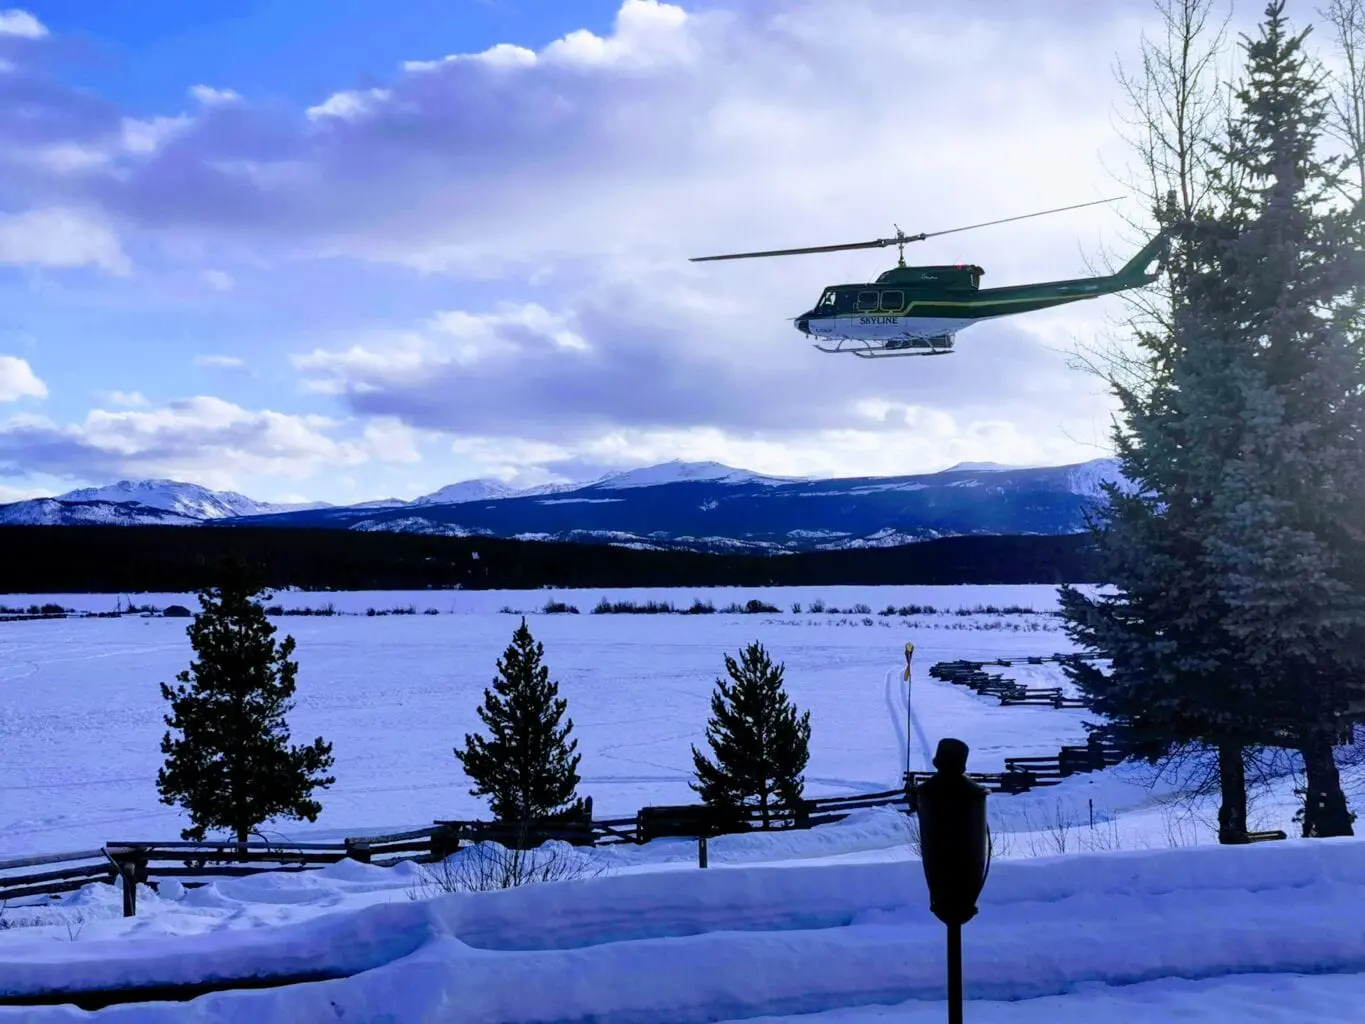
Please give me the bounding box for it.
[698,835,708,869]
[430,824,461,862]
[344,838,371,864]
[118,857,138,917]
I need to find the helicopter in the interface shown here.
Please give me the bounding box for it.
[689,197,1168,359]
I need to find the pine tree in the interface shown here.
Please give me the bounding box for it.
[454,617,583,823]
[1190,0,1365,837]
[691,641,812,828]
[1063,1,1365,840]
[157,559,336,845]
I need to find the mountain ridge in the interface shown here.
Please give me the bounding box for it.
[0,457,1124,554]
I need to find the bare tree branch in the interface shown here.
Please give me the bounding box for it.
[1073,0,1236,401]
[1319,0,1365,203]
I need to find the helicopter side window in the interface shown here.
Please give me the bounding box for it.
[879,290,904,312]
[856,290,879,312]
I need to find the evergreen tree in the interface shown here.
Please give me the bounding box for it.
[691,641,812,828]
[1192,0,1365,836]
[157,559,336,845]
[1063,1,1365,840]
[454,617,582,823]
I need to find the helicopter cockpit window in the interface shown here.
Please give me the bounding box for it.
[817,289,837,308]
[856,290,879,311]
[879,290,904,311]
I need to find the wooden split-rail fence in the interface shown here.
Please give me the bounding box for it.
[927,653,1099,709]
[0,786,920,917]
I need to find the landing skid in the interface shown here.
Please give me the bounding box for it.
[812,336,956,359]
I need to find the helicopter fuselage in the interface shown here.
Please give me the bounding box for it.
[793,233,1166,358]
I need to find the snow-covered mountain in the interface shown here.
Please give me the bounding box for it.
[412,479,518,505]
[943,461,1014,473]
[224,458,1126,553]
[0,458,1128,553]
[1066,457,1126,499]
[55,480,322,519]
[587,460,800,491]
[0,498,201,527]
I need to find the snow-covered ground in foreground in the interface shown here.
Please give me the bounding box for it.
[1,828,1364,1021]
[1,583,1363,1019]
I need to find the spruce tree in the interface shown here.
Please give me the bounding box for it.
[1063,1,1365,840]
[454,617,583,823]
[1191,0,1365,836]
[157,559,336,845]
[691,641,812,829]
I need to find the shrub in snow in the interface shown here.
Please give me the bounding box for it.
[413,840,602,897]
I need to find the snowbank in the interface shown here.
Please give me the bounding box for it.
[2,835,1363,1021]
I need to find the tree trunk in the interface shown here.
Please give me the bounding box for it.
[1299,734,1355,837]
[1216,740,1248,844]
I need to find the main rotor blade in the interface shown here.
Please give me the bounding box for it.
[914,196,1122,242]
[689,238,896,262]
[687,196,1122,263]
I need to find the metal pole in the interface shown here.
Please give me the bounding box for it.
[904,643,914,780]
[905,672,912,779]
[947,921,963,1024]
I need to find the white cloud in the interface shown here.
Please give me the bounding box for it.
[189,84,241,106]
[0,9,45,37]
[279,0,1148,283]
[305,88,392,122]
[202,269,235,291]
[98,390,148,407]
[0,209,130,274]
[0,355,45,401]
[27,144,110,173]
[121,115,191,155]
[194,354,245,369]
[0,396,390,490]
[362,416,423,463]
[405,0,694,75]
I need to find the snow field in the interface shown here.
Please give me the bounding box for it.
[0,586,1098,857]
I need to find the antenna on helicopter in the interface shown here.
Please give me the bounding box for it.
[689,196,1123,266]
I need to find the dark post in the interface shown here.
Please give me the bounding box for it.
[698,835,708,869]
[119,858,137,917]
[915,738,990,1024]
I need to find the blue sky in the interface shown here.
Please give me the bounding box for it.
[0,0,1265,504]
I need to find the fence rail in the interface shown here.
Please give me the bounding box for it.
[928,655,1094,709]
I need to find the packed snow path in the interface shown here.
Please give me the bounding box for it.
[2,835,1364,1021]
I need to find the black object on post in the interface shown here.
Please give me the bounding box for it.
[915,738,991,1024]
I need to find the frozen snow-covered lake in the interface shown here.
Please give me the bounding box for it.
[0,584,1096,856]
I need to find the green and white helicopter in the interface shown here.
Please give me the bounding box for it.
[690,198,1167,358]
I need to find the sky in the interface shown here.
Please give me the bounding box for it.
[0,0,1273,504]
